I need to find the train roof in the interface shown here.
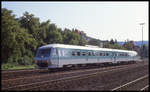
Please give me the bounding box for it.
[39,44,136,54]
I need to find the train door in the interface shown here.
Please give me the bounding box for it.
[51,48,59,67]
[112,52,117,63]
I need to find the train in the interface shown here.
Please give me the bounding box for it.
[34,44,140,69]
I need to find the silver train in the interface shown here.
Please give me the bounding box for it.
[34,44,140,69]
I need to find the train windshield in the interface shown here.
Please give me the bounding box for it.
[36,48,51,58]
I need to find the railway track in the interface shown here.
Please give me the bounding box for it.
[140,85,149,91]
[78,62,148,91]
[1,64,121,81]
[1,64,111,80]
[2,60,145,80]
[2,65,125,88]
[2,63,139,80]
[2,69,49,80]
[2,62,148,90]
[2,64,131,90]
[111,75,149,91]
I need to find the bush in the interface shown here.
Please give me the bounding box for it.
[17,56,33,65]
[7,55,20,65]
[24,49,34,58]
[2,63,14,70]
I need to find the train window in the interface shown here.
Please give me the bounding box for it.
[106,53,109,56]
[77,52,80,56]
[72,51,75,56]
[120,53,123,56]
[36,48,51,57]
[88,52,91,56]
[82,52,86,56]
[100,53,102,56]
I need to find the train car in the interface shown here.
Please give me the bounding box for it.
[34,44,139,69]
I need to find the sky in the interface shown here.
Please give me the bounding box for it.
[2,1,149,41]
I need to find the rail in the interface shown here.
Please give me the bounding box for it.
[111,75,148,91]
[3,64,146,90]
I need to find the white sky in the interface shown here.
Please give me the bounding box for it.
[2,1,149,41]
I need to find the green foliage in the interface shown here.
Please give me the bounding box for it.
[103,41,126,50]
[18,56,33,65]
[2,64,35,70]
[2,8,38,65]
[62,28,85,45]
[38,20,50,45]
[102,39,127,50]
[110,39,115,45]
[1,8,88,69]
[18,12,39,47]
[109,43,127,50]
[79,37,87,46]
[45,24,63,44]
[2,63,14,70]
[123,40,135,50]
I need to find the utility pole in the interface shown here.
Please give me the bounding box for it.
[139,23,145,61]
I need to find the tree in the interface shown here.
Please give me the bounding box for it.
[38,20,50,46]
[123,40,135,50]
[44,23,63,44]
[62,28,72,44]
[110,39,115,45]
[68,31,80,45]
[2,8,37,64]
[109,43,126,50]
[18,12,41,46]
[61,28,80,45]
[103,40,126,50]
[79,37,87,46]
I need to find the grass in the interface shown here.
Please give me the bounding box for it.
[2,64,36,70]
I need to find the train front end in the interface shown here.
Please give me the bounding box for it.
[34,47,51,69]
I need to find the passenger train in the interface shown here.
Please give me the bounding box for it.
[34,44,139,69]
